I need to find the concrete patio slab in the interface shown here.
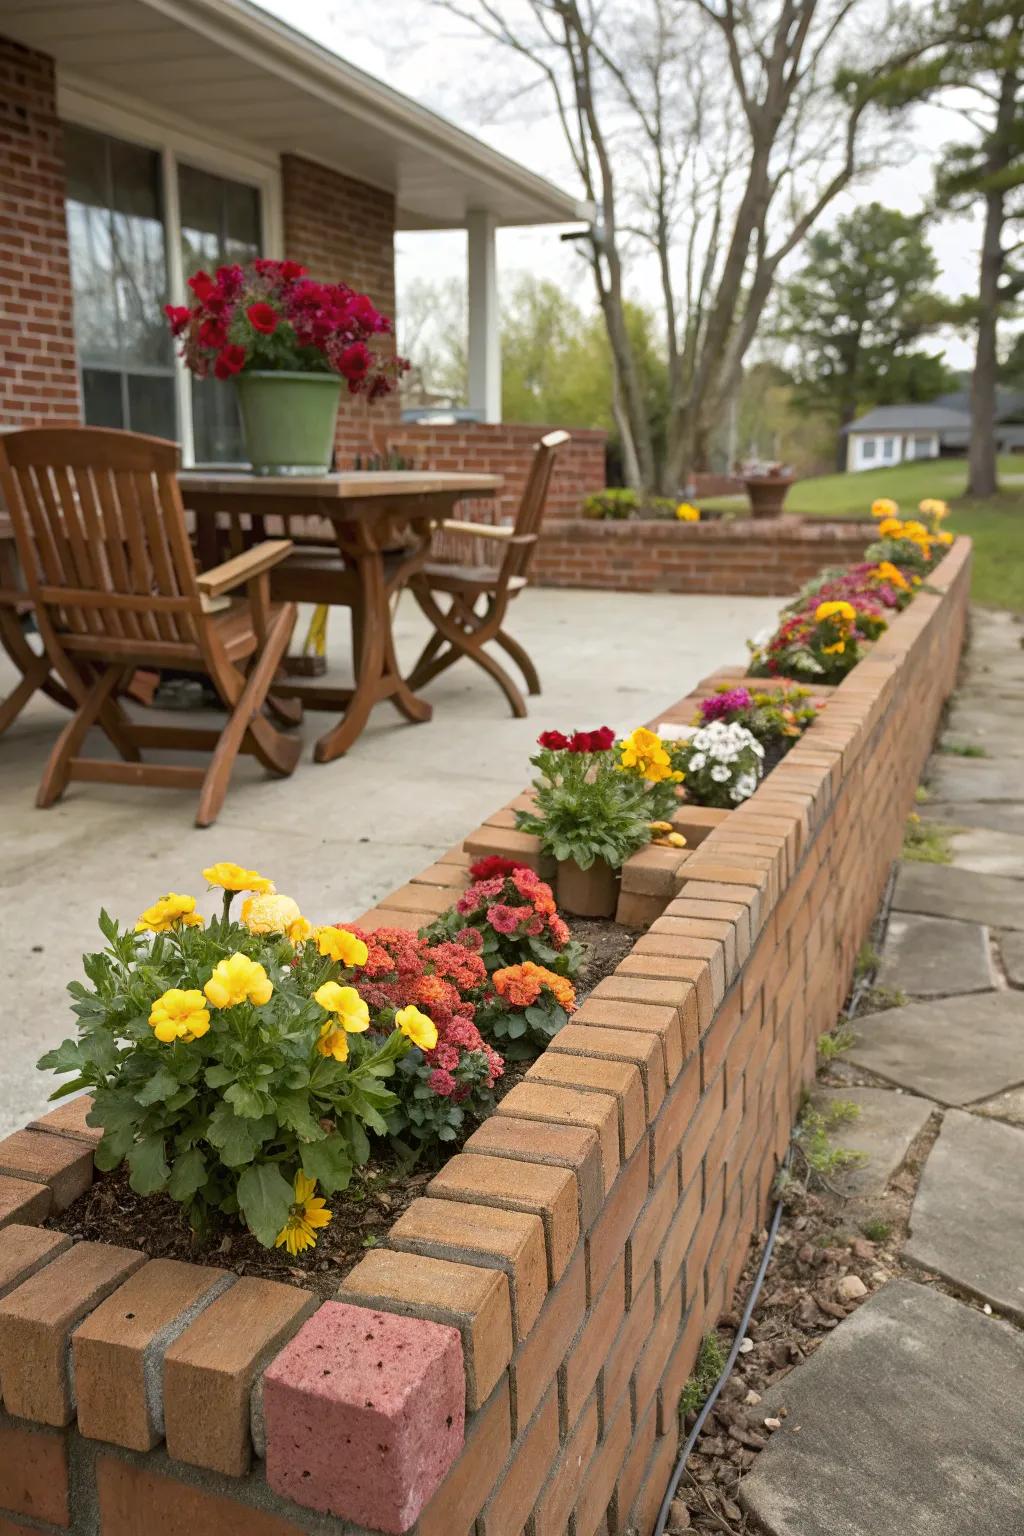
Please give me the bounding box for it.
[893,863,1024,930]
[0,586,783,1137]
[740,1280,1024,1536]
[847,992,1024,1106]
[926,759,1023,803]
[876,912,993,997]
[998,930,1024,987]
[973,1086,1024,1127]
[811,1087,932,1197]
[905,1110,1024,1321]
[945,827,1024,879]
[920,799,1024,837]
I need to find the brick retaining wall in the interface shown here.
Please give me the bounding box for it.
[533,517,874,596]
[0,541,971,1536]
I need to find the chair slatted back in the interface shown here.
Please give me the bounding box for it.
[501,430,569,585]
[0,427,202,657]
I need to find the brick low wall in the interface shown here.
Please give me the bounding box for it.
[0,542,971,1536]
[534,516,875,596]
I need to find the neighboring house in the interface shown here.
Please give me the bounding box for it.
[0,0,607,511]
[843,392,1024,472]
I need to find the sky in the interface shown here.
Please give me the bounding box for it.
[259,0,986,372]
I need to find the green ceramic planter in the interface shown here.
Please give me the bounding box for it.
[234,370,342,475]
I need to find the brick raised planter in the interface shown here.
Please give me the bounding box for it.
[533,515,874,596]
[0,541,970,1536]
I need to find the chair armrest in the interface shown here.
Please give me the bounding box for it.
[442,519,513,541]
[197,539,294,598]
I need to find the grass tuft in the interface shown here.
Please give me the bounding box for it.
[860,1217,892,1244]
[938,740,988,758]
[819,1020,857,1060]
[902,814,954,864]
[679,1332,728,1417]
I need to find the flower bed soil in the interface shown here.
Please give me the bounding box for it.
[45,915,639,1300]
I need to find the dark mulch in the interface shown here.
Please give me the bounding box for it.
[46,913,639,1299]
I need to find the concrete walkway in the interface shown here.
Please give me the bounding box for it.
[0,586,782,1136]
[742,607,1024,1535]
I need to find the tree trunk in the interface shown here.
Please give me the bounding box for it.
[968,188,1003,498]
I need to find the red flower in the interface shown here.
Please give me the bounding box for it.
[164,304,190,336]
[246,301,279,335]
[538,730,570,751]
[213,344,246,380]
[187,270,218,303]
[468,855,528,881]
[337,341,371,384]
[588,726,616,750]
[198,317,227,350]
[279,259,306,282]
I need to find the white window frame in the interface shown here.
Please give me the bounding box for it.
[57,74,283,465]
[881,436,895,460]
[860,437,877,463]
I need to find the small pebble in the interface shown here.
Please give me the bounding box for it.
[983,1304,993,1315]
[738,1337,754,1354]
[744,1389,762,1406]
[836,1274,868,1301]
[764,1417,782,1431]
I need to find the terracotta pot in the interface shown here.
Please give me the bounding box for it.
[556,856,618,918]
[743,475,794,519]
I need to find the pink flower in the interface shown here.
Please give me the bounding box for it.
[427,1068,457,1097]
[486,902,530,935]
[549,914,570,947]
[456,927,484,952]
[524,912,545,936]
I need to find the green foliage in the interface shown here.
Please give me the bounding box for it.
[679,1332,728,1417]
[855,942,881,978]
[793,1101,866,1184]
[902,815,954,864]
[672,724,764,810]
[818,1021,857,1061]
[38,904,409,1248]
[861,1217,893,1243]
[580,488,678,520]
[700,685,818,751]
[517,745,657,871]
[938,740,987,757]
[476,987,570,1059]
[859,984,908,1013]
[776,202,953,431]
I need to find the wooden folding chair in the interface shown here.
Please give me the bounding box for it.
[0,426,302,827]
[407,429,569,716]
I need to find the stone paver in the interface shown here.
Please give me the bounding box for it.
[876,913,993,997]
[848,992,1024,1105]
[973,1085,1024,1127]
[905,1111,1024,1321]
[921,799,1024,836]
[946,827,1024,878]
[811,1087,932,1197]
[740,1280,1024,1536]
[998,930,1024,987]
[893,863,1024,931]
[927,759,1022,802]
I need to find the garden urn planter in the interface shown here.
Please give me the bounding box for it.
[744,474,794,519]
[556,856,618,918]
[235,370,342,475]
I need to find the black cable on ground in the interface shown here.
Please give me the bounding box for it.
[652,857,901,1535]
[653,1150,790,1536]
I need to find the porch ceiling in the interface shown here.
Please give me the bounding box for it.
[0,0,588,230]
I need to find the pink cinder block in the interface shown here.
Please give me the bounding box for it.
[263,1301,465,1533]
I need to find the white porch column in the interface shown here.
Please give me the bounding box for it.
[467,210,501,423]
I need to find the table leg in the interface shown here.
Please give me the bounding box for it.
[312,545,389,762]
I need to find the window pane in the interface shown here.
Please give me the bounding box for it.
[127,373,177,440]
[109,137,171,366]
[65,126,120,365]
[82,368,124,428]
[178,161,262,463]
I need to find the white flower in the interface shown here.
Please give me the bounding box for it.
[688,752,706,771]
[710,765,731,783]
[657,721,694,741]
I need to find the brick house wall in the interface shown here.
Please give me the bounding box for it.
[0,37,80,426]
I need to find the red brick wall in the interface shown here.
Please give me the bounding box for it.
[534,516,874,596]
[0,36,79,426]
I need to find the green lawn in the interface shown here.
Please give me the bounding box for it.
[702,458,1024,612]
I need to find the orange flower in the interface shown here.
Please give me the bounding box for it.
[493,961,576,1013]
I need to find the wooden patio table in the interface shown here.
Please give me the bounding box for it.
[178,469,501,763]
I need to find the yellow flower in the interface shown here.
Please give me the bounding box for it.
[919,498,948,520]
[317,1021,350,1062]
[135,894,203,933]
[204,953,273,1009]
[288,916,314,944]
[871,498,899,519]
[815,600,857,624]
[936,530,953,545]
[877,517,904,539]
[675,502,700,522]
[201,862,275,895]
[241,893,303,935]
[396,1005,438,1051]
[619,726,681,784]
[871,561,910,591]
[316,927,369,968]
[313,982,370,1033]
[148,987,210,1044]
[274,1170,332,1257]
[821,640,846,655]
